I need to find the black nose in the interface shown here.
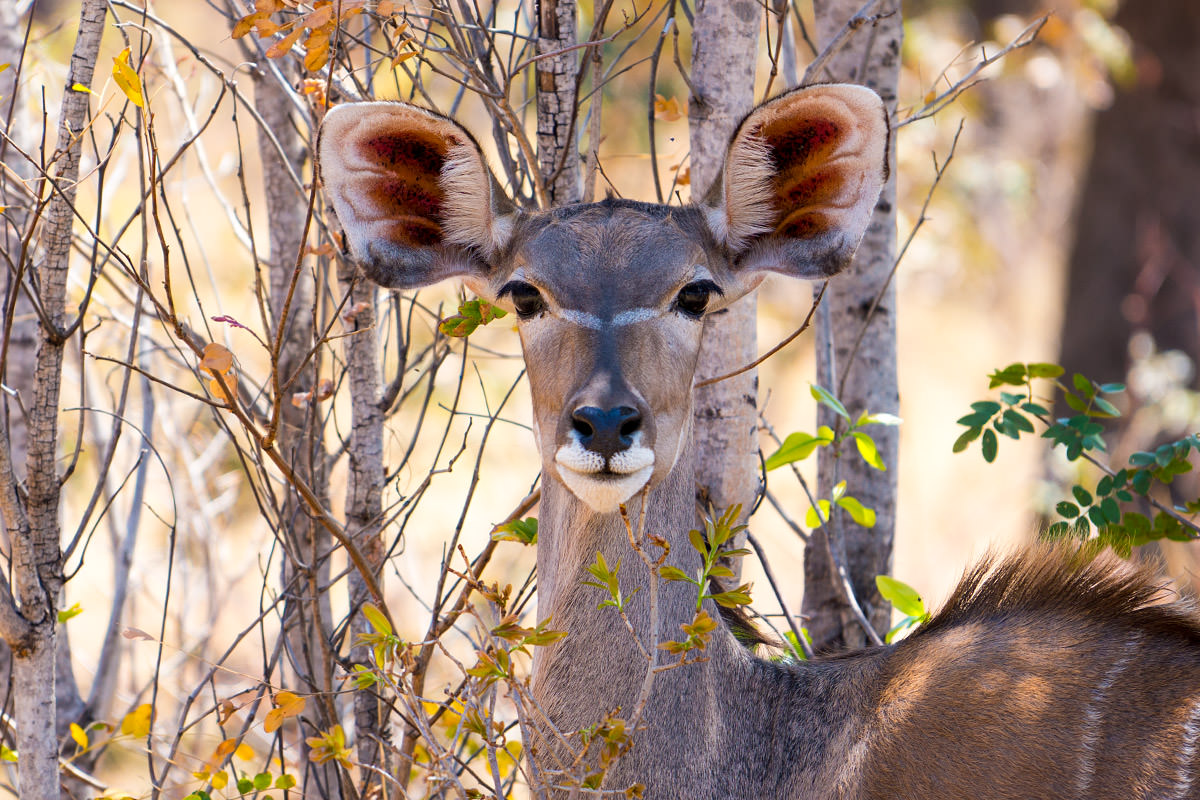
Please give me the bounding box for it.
[571,406,642,460]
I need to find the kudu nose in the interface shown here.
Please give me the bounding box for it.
[571,406,642,460]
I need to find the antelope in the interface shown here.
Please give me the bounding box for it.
[319,85,1200,799]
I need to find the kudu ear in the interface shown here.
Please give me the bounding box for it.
[318,102,516,294]
[704,84,888,282]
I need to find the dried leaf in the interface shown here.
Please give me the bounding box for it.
[391,50,418,67]
[122,627,155,641]
[266,26,305,59]
[653,94,684,122]
[200,342,233,374]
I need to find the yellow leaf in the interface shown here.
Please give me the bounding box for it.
[923,88,936,105]
[120,704,153,737]
[235,743,255,760]
[211,770,229,790]
[304,41,330,72]
[112,48,144,109]
[201,342,233,374]
[0,63,8,74]
[264,691,306,733]
[69,723,87,749]
[71,83,92,94]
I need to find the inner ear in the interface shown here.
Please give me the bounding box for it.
[707,84,889,280]
[318,102,515,292]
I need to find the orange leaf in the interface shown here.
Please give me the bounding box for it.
[255,0,285,12]
[300,4,334,29]
[208,372,237,404]
[232,11,266,38]
[200,342,233,374]
[653,94,684,122]
[266,26,305,59]
[391,50,418,68]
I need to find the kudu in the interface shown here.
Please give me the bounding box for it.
[319,85,1200,799]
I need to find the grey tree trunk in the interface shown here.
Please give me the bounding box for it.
[805,0,901,652]
[252,67,339,799]
[688,0,761,528]
[536,0,582,206]
[3,2,108,796]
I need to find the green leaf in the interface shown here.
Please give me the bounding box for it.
[1020,402,1050,416]
[1098,382,1125,394]
[885,616,921,644]
[362,604,392,637]
[953,426,982,453]
[238,778,255,794]
[57,602,83,624]
[988,363,1028,388]
[1072,373,1094,397]
[1027,362,1064,379]
[1092,396,1120,418]
[851,431,885,470]
[1063,391,1088,413]
[875,574,926,617]
[711,583,753,607]
[658,565,694,584]
[810,384,849,420]
[1087,506,1107,529]
[764,430,831,471]
[276,774,297,790]
[1100,497,1121,525]
[439,298,508,338]
[981,429,998,462]
[688,528,707,557]
[1129,451,1156,467]
[805,499,832,528]
[491,517,539,545]
[862,412,903,426]
[1002,409,1035,434]
[836,496,876,528]
[254,772,273,791]
[1056,501,1079,519]
[831,480,847,501]
[1072,486,1093,507]
[1131,470,1151,495]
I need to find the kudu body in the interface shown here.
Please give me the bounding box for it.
[319,86,1200,799]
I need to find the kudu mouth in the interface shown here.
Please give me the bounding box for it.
[554,429,655,513]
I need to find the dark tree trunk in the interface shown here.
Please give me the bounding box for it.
[1059,0,1200,389]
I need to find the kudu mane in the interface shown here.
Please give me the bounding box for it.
[922,544,1200,644]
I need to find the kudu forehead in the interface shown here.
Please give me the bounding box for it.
[500,200,719,311]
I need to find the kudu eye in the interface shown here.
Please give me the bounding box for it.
[674,280,720,318]
[502,281,546,319]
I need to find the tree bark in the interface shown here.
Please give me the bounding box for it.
[805,0,901,652]
[536,0,581,206]
[688,0,761,530]
[5,2,108,796]
[252,65,339,800]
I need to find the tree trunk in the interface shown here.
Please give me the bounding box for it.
[5,2,108,796]
[1059,0,1200,391]
[252,65,339,799]
[804,0,901,652]
[536,0,581,206]
[688,0,761,531]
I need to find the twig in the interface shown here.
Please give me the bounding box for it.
[745,531,814,659]
[695,281,827,388]
[800,0,886,86]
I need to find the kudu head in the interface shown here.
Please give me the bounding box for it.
[319,86,888,513]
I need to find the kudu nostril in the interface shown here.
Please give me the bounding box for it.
[571,406,642,461]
